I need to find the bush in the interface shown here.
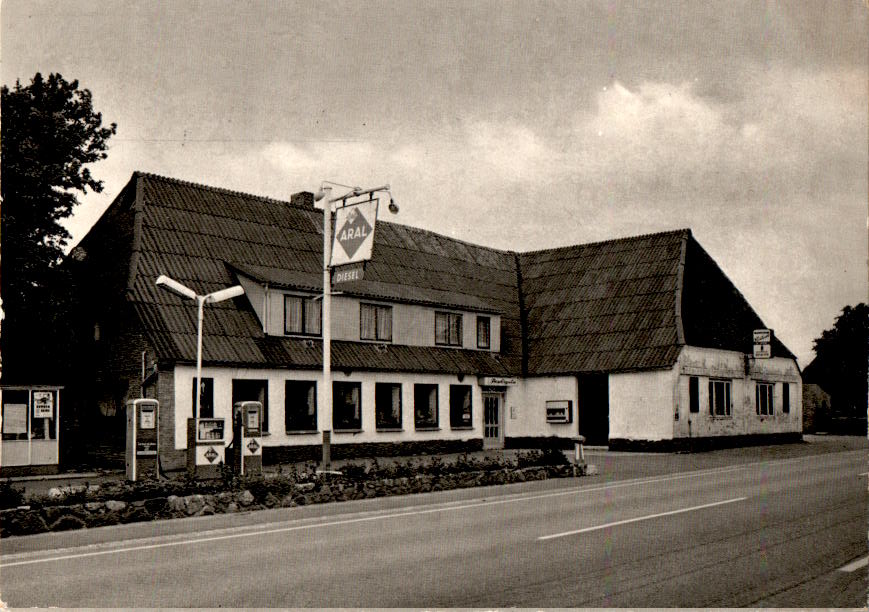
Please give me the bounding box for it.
[0,482,25,509]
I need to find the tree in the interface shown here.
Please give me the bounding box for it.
[1,72,116,380]
[808,303,868,428]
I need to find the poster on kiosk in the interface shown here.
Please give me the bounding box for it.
[232,401,263,476]
[126,399,159,481]
[187,417,226,478]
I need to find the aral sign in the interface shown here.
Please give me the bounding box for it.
[331,201,378,267]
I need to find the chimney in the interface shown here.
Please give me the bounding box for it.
[290,191,315,210]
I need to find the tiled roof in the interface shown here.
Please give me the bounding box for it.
[124,172,521,374]
[86,171,794,377]
[520,230,689,374]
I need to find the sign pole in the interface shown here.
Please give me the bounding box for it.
[321,186,333,469]
[195,295,205,419]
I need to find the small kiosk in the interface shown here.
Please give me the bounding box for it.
[231,401,263,476]
[126,399,159,481]
[0,385,62,476]
[187,417,226,478]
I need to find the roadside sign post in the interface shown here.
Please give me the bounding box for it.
[314,184,398,470]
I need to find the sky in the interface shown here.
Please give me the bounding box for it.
[2,0,867,367]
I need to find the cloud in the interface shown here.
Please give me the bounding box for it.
[464,121,550,179]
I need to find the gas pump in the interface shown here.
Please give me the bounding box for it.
[232,401,263,476]
[126,399,159,481]
[187,417,226,478]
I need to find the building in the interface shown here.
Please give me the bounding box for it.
[58,172,801,469]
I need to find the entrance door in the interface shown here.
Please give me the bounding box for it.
[483,393,504,449]
[577,374,609,445]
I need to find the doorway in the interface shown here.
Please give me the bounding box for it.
[577,374,609,445]
[482,392,504,449]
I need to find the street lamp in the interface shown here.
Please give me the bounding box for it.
[312,181,398,468]
[155,275,245,419]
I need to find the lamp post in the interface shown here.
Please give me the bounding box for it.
[313,182,398,469]
[155,275,245,419]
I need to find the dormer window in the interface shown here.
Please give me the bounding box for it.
[360,303,392,341]
[435,311,462,347]
[476,316,490,349]
[285,295,321,336]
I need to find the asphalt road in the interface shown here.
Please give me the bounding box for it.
[1,447,865,607]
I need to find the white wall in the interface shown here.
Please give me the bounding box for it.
[609,369,677,441]
[504,376,578,438]
[259,288,500,351]
[675,346,802,438]
[173,365,487,450]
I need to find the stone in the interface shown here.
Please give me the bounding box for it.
[197,505,215,516]
[167,495,186,513]
[225,502,238,513]
[85,502,104,512]
[145,497,167,515]
[105,500,127,512]
[238,490,255,506]
[183,495,205,515]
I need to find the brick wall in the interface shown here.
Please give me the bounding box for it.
[154,368,188,471]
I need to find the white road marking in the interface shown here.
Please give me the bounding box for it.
[1,450,857,568]
[838,556,869,572]
[0,466,751,568]
[537,497,747,541]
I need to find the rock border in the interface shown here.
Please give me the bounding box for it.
[1,465,585,538]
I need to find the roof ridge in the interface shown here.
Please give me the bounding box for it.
[381,219,516,257]
[133,170,302,209]
[135,171,517,259]
[520,228,692,258]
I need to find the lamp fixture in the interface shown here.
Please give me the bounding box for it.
[313,181,398,214]
[155,274,245,419]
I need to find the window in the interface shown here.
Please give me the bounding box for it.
[285,295,321,336]
[689,376,699,413]
[450,385,473,428]
[232,379,269,432]
[435,312,463,346]
[414,384,439,429]
[476,316,491,349]
[782,383,790,413]
[2,390,52,441]
[30,390,58,441]
[708,379,731,417]
[361,304,392,341]
[333,382,362,430]
[192,377,214,418]
[756,382,774,416]
[375,383,402,430]
[285,380,317,432]
[2,391,29,441]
